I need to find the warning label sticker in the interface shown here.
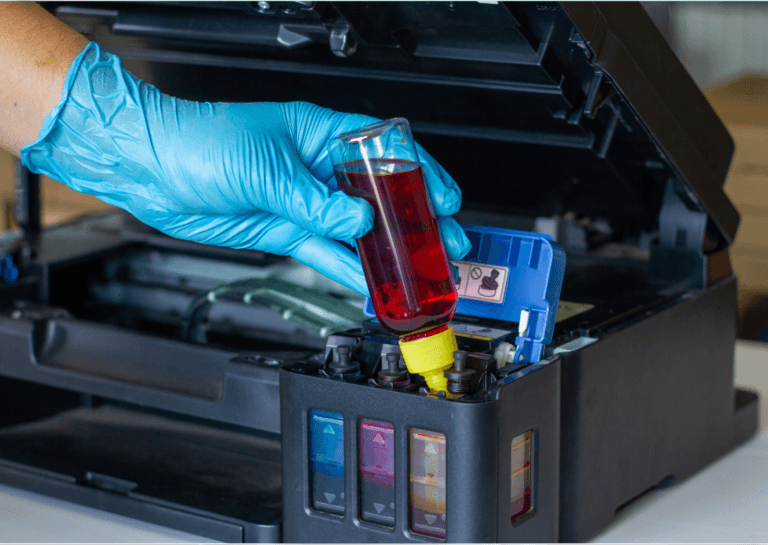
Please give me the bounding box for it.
[452,261,509,304]
[555,301,595,322]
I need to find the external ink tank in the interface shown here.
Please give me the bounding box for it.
[329,118,459,392]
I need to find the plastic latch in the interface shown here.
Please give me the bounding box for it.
[80,472,138,495]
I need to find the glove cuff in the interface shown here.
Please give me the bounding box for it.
[20,41,96,171]
[18,42,170,213]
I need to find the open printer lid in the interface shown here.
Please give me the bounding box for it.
[50,1,738,252]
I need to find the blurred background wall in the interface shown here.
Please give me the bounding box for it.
[645,2,768,340]
[1,2,767,337]
[667,2,768,88]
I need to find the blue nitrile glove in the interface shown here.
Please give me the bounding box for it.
[21,42,471,295]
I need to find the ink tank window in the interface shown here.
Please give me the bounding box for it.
[409,428,447,539]
[511,430,533,523]
[309,410,345,516]
[358,419,396,527]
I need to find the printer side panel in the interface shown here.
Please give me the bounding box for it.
[558,276,759,542]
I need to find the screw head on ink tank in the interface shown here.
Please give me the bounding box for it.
[444,350,475,394]
[378,352,410,387]
[328,345,360,377]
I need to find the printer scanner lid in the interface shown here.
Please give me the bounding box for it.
[52,1,738,251]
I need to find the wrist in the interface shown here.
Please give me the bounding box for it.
[0,2,89,155]
[21,41,94,168]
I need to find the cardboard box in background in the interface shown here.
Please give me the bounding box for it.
[0,150,17,231]
[0,149,114,231]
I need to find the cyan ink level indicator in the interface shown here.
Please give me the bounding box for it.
[309,409,345,515]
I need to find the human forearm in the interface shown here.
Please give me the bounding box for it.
[0,2,88,155]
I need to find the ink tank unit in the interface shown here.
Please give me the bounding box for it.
[282,222,566,541]
[0,2,758,543]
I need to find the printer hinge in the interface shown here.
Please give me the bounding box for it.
[648,180,717,289]
[657,181,707,253]
[584,69,616,120]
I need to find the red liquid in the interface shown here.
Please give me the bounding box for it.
[511,491,532,521]
[401,324,449,343]
[334,159,457,335]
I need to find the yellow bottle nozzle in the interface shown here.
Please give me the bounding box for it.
[421,366,452,393]
[398,326,458,394]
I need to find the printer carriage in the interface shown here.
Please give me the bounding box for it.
[0,2,759,542]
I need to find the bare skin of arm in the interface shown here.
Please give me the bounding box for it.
[0,2,88,156]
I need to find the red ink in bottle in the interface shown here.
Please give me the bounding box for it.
[329,119,459,392]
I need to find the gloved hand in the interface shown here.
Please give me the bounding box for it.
[21,42,470,295]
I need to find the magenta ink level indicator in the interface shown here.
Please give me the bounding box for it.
[359,418,395,527]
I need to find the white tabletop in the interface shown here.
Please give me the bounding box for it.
[589,428,768,543]
[0,483,205,543]
[0,341,767,543]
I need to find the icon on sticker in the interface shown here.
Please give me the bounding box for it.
[470,267,483,280]
[478,269,500,297]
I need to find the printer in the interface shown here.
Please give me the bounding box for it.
[0,2,758,542]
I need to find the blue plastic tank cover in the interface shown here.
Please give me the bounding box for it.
[309,409,345,515]
[453,224,566,364]
[362,224,566,364]
[0,255,19,284]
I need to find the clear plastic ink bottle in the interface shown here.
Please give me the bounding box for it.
[329,118,458,392]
